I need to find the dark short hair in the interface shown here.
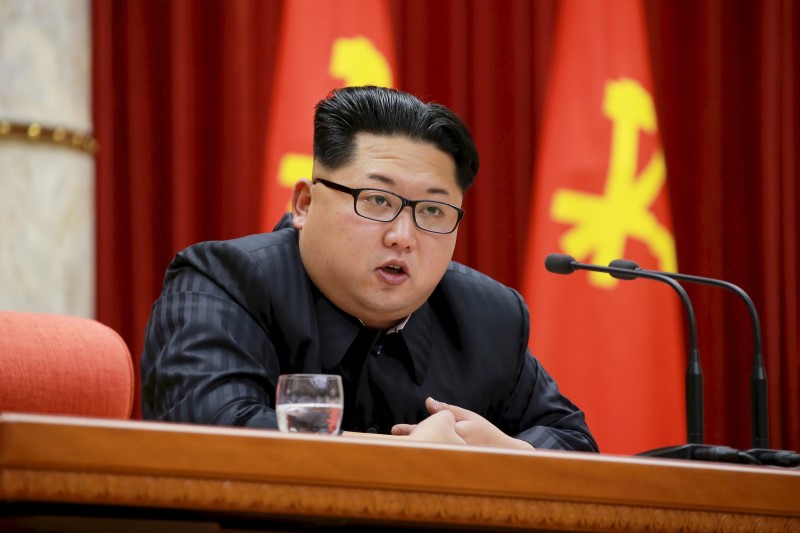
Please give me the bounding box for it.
[313,86,479,193]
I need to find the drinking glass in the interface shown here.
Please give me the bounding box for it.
[275,374,344,434]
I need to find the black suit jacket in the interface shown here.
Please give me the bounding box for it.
[141,224,597,452]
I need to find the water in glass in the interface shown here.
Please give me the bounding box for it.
[276,374,344,435]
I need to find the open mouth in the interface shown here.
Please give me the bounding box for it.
[382,265,404,274]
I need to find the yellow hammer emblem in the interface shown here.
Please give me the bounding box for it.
[551,78,677,288]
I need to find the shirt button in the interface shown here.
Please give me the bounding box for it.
[366,425,380,434]
[373,344,383,355]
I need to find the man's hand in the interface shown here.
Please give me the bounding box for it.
[391,407,467,445]
[392,397,535,450]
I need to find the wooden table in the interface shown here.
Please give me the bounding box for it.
[1,412,799,532]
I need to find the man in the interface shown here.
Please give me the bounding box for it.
[141,86,597,452]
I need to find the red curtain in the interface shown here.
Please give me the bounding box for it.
[92,0,799,452]
[92,0,282,416]
[647,0,799,451]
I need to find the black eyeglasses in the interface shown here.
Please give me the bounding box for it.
[312,178,464,234]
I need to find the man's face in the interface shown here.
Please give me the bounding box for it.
[292,133,463,329]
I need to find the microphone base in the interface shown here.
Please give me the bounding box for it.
[636,444,759,464]
[744,448,800,467]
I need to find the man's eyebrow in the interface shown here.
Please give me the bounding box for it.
[366,174,451,196]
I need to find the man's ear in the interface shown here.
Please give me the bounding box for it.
[291,178,313,230]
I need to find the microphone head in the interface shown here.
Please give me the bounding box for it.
[608,259,640,280]
[545,253,577,275]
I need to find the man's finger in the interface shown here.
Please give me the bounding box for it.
[426,397,479,421]
[391,423,417,436]
[425,397,444,413]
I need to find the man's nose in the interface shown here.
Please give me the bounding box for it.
[384,207,418,248]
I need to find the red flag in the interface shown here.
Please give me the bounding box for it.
[260,0,397,230]
[521,0,685,455]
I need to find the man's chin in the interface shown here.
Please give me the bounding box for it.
[356,302,416,329]
[358,312,409,330]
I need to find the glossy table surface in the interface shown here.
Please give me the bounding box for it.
[1,412,799,532]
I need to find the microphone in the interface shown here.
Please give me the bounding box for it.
[607,259,800,468]
[608,259,768,450]
[544,253,704,446]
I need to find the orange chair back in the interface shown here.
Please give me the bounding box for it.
[0,311,134,419]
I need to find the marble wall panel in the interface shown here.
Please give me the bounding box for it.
[0,0,94,317]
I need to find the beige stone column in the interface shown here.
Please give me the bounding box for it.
[0,0,95,317]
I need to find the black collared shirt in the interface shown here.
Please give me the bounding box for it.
[141,226,598,452]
